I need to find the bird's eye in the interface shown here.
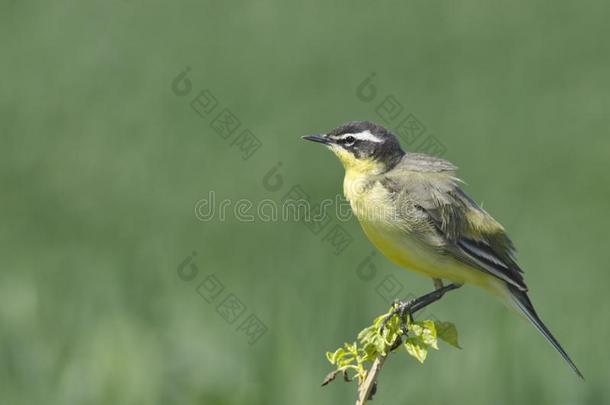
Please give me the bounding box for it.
[343,136,356,146]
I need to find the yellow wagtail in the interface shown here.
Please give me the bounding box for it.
[303,120,582,378]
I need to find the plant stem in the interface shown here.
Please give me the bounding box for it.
[355,352,387,405]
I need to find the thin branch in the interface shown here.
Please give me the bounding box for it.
[355,354,386,405]
[355,335,401,405]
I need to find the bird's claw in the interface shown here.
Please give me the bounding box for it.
[380,299,414,333]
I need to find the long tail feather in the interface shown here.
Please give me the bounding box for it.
[507,284,583,379]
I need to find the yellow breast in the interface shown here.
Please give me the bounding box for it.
[343,170,500,291]
[343,170,422,269]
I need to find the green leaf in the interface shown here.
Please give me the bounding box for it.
[418,320,438,350]
[326,347,345,364]
[345,342,360,359]
[373,313,389,328]
[357,325,377,345]
[409,322,423,337]
[323,308,461,389]
[404,337,428,363]
[435,321,461,348]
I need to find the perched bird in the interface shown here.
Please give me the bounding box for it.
[303,120,582,378]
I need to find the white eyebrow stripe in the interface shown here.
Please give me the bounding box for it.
[337,130,383,143]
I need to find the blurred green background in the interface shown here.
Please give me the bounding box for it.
[2,0,609,404]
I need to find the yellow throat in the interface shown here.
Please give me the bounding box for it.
[329,147,390,223]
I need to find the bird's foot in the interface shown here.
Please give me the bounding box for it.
[380,299,415,335]
[379,283,462,335]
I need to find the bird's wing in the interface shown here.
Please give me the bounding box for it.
[383,154,527,291]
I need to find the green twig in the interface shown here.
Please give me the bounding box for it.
[322,305,460,404]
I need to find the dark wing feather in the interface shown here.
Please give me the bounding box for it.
[384,154,527,291]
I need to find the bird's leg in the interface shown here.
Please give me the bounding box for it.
[408,278,443,325]
[381,283,462,332]
[409,278,444,325]
[408,283,462,313]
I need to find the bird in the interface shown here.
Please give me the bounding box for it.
[302,120,582,378]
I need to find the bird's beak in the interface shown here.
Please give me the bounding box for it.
[301,134,330,145]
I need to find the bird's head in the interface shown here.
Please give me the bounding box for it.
[302,121,405,175]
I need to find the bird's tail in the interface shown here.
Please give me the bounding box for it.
[506,284,583,379]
